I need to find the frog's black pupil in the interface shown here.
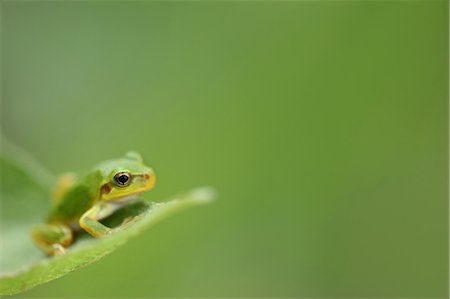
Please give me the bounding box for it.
[117,174,129,184]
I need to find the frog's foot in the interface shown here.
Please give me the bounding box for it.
[30,224,73,256]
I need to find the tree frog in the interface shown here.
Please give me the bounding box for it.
[31,152,156,255]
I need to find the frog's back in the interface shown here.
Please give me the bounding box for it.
[46,170,103,225]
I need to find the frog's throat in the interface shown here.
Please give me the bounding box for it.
[110,194,139,204]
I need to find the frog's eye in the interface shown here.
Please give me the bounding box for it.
[113,172,132,187]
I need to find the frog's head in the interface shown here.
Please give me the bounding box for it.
[99,151,156,201]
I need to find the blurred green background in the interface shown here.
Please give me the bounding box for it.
[1,1,448,298]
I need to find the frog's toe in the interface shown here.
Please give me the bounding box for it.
[31,224,73,256]
[52,243,68,255]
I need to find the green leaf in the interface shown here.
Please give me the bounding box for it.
[0,139,216,296]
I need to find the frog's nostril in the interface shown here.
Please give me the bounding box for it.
[143,172,156,189]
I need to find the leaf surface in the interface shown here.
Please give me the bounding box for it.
[0,140,215,295]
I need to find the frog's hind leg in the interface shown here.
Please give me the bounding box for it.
[52,173,77,203]
[30,223,73,255]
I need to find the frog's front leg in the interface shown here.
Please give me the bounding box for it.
[79,202,116,237]
[31,223,73,255]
